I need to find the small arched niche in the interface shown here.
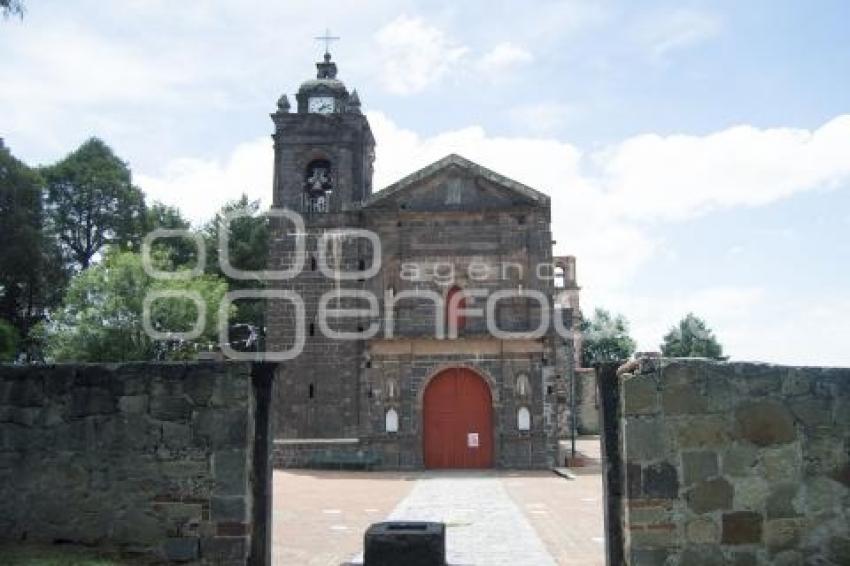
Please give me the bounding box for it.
[385,378,399,401]
[517,406,531,431]
[515,373,531,399]
[385,408,399,433]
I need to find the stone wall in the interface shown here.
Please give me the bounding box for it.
[619,359,850,565]
[575,368,599,435]
[0,362,273,565]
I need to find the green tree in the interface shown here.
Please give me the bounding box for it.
[42,249,229,362]
[660,313,725,359]
[145,201,199,267]
[202,195,268,334]
[0,141,67,358]
[42,138,146,270]
[0,319,18,362]
[580,308,637,367]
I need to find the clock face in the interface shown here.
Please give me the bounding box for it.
[308,96,335,114]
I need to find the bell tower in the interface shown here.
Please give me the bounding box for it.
[267,46,375,442]
[271,51,375,214]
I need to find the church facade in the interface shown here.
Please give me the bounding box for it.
[265,52,582,470]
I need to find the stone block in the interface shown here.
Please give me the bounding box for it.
[679,545,724,566]
[683,451,718,485]
[194,409,249,449]
[662,384,707,415]
[721,511,763,545]
[686,517,718,544]
[200,535,248,561]
[211,496,247,522]
[828,536,850,564]
[73,365,116,390]
[213,450,247,496]
[162,536,199,562]
[803,436,846,477]
[761,443,802,483]
[722,444,758,477]
[728,551,757,566]
[643,461,679,499]
[676,415,729,448]
[765,518,804,554]
[118,395,148,414]
[703,374,738,412]
[803,477,845,517]
[627,462,643,499]
[732,476,770,511]
[156,502,204,525]
[623,376,658,416]
[628,547,669,566]
[627,501,671,525]
[162,422,192,450]
[771,550,803,566]
[833,462,850,488]
[687,478,733,513]
[160,459,209,479]
[70,387,116,417]
[628,523,677,547]
[42,366,75,397]
[735,401,796,447]
[734,364,781,395]
[184,370,217,406]
[661,361,701,386]
[150,395,193,422]
[782,370,812,396]
[789,398,833,428]
[766,484,801,519]
[625,418,667,461]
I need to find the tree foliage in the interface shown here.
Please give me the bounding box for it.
[144,201,198,267]
[42,138,146,270]
[202,195,268,333]
[660,313,725,359]
[580,308,637,367]
[42,250,229,362]
[0,142,67,359]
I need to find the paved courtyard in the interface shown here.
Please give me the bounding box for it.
[273,440,605,565]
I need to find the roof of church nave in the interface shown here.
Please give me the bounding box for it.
[365,153,550,208]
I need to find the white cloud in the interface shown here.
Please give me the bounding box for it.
[508,102,576,135]
[635,9,722,58]
[136,138,272,225]
[374,15,469,95]
[477,42,533,74]
[594,116,850,221]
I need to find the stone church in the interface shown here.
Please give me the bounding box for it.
[266,51,582,470]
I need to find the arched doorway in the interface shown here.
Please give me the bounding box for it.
[423,367,494,469]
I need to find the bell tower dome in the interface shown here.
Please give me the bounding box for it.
[271,50,375,213]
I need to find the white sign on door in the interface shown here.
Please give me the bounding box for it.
[467,432,479,448]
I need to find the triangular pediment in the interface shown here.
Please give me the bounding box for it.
[363,154,549,211]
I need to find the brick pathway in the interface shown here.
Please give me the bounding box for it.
[273,439,605,565]
[273,470,418,566]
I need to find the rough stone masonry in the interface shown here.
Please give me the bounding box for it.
[618,359,850,565]
[0,362,272,565]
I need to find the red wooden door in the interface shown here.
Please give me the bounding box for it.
[423,368,493,469]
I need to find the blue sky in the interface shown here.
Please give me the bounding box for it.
[2,0,849,364]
